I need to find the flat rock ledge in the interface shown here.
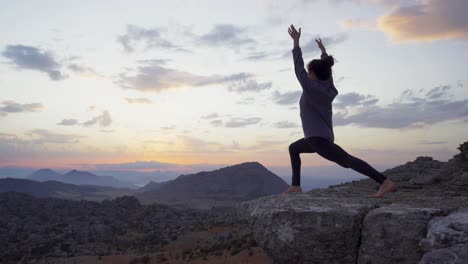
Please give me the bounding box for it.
[237,192,468,264]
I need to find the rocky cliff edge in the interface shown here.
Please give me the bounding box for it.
[237,141,468,264]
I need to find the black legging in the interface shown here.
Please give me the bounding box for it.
[289,136,387,186]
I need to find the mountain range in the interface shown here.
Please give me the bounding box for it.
[0,162,289,209]
[28,168,131,188]
[0,178,131,201]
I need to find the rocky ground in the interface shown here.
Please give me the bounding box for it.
[0,193,267,264]
[238,141,468,264]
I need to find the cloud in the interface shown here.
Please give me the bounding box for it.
[377,0,468,43]
[225,117,262,128]
[117,24,177,53]
[67,63,103,78]
[117,60,269,93]
[178,135,222,152]
[334,84,468,128]
[202,113,219,119]
[161,125,176,131]
[199,24,255,48]
[246,139,289,151]
[26,129,85,144]
[274,121,300,128]
[2,45,66,80]
[334,92,379,109]
[271,90,302,105]
[236,97,255,105]
[227,78,272,93]
[340,18,375,30]
[425,85,451,99]
[244,51,274,60]
[82,110,112,127]
[210,119,223,127]
[57,118,78,126]
[301,33,349,54]
[0,100,44,116]
[417,140,447,145]
[124,97,152,104]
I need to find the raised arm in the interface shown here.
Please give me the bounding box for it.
[316,38,334,84]
[288,24,309,87]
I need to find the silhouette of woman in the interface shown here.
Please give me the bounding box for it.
[284,24,398,197]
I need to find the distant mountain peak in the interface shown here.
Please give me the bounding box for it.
[28,168,61,181]
[36,168,56,173]
[65,170,95,176]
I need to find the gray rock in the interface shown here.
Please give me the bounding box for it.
[447,172,468,186]
[358,205,441,264]
[410,170,441,185]
[418,208,468,264]
[238,194,376,264]
[420,208,468,251]
[383,156,444,183]
[419,244,468,264]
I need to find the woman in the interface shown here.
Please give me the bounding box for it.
[284,24,398,198]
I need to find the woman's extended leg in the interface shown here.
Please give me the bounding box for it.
[307,137,398,197]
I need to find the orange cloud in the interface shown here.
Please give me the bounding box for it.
[340,18,375,30]
[377,0,468,43]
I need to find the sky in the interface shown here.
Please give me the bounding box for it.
[0,0,467,178]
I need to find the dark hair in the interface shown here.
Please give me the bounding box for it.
[307,55,335,80]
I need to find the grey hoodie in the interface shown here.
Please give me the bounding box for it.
[292,46,338,142]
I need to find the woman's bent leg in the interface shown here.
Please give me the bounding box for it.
[289,138,317,186]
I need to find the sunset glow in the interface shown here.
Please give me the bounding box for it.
[1,0,467,174]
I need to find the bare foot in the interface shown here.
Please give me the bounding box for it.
[282,185,303,195]
[371,179,399,198]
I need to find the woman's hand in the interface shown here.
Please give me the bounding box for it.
[315,38,326,53]
[288,24,301,47]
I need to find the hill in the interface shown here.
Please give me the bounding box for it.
[136,161,289,209]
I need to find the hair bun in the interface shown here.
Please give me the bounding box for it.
[322,55,335,67]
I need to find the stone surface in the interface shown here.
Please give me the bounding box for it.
[418,208,468,264]
[358,205,442,264]
[447,171,468,186]
[419,244,468,264]
[238,194,376,264]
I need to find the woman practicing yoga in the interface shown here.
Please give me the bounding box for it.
[284,24,398,198]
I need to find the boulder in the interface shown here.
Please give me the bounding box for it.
[358,205,442,264]
[419,244,468,264]
[418,208,468,264]
[420,208,468,249]
[238,194,376,264]
[447,171,468,187]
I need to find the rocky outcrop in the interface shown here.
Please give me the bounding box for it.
[238,141,468,264]
[419,208,468,264]
[358,205,442,264]
[238,195,376,264]
[383,156,444,184]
